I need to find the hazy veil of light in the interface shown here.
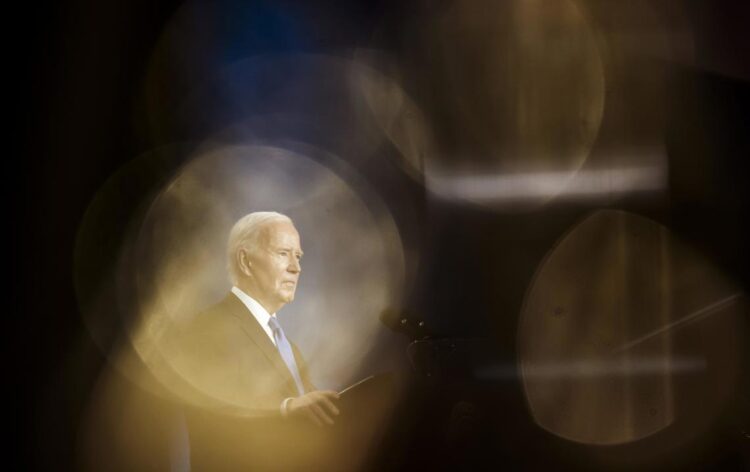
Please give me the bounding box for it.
[129,143,406,411]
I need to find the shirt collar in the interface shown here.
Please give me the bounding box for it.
[231,286,276,328]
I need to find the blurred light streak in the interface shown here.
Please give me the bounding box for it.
[426,164,666,204]
[612,293,743,354]
[168,412,190,472]
[477,357,705,380]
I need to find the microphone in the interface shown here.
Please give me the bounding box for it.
[379,307,430,340]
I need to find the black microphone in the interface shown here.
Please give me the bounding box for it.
[379,307,429,340]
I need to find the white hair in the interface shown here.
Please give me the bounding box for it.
[227,211,293,285]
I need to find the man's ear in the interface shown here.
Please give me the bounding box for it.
[238,249,253,277]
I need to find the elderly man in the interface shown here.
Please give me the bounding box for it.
[177,211,339,427]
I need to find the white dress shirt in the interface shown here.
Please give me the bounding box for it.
[231,286,277,346]
[230,286,296,415]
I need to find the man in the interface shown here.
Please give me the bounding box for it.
[175,212,339,427]
[172,212,399,470]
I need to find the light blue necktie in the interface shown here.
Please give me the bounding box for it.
[268,317,306,395]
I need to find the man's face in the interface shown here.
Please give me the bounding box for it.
[246,221,303,312]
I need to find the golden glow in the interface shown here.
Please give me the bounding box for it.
[74,142,407,469]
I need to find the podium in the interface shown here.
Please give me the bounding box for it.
[187,373,400,471]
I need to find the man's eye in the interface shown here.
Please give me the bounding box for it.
[279,251,288,256]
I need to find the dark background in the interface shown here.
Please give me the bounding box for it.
[14,0,750,469]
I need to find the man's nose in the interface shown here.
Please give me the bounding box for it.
[288,257,301,273]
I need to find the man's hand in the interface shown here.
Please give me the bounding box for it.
[287,390,340,426]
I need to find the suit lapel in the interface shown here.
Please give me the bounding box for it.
[291,343,314,393]
[221,294,296,392]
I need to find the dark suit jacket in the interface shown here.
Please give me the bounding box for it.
[174,293,315,415]
[171,293,322,470]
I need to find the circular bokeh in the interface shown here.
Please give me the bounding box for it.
[129,143,406,409]
[518,210,743,450]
